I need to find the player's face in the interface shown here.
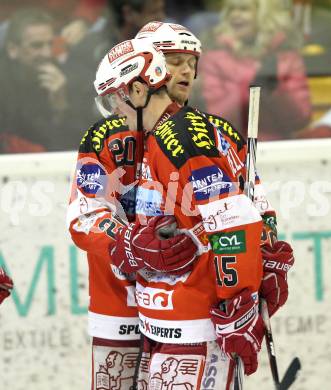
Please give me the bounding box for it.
[165,53,197,105]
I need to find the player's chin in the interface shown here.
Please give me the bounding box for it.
[171,90,190,106]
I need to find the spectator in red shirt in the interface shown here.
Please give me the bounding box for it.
[199,0,312,140]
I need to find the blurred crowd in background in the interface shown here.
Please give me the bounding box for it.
[0,0,330,153]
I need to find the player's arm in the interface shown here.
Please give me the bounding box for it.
[67,121,128,259]
[68,120,198,272]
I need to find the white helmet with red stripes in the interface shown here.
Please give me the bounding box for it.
[135,21,201,58]
[94,38,171,117]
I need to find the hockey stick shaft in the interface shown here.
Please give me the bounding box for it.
[230,86,261,390]
[262,299,301,390]
[233,355,243,390]
[245,86,260,201]
[232,86,261,390]
[246,87,301,389]
[245,87,282,388]
[261,299,281,388]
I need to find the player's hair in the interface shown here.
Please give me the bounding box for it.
[5,8,53,46]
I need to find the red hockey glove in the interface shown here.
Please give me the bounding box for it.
[0,268,14,304]
[111,215,197,274]
[260,241,294,317]
[211,289,264,375]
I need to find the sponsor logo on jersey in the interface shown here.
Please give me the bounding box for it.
[136,285,174,310]
[136,187,163,216]
[154,120,185,158]
[192,222,210,248]
[141,319,182,339]
[154,112,171,129]
[108,40,134,63]
[201,353,219,390]
[209,230,246,254]
[201,201,237,231]
[118,324,140,335]
[139,268,190,284]
[199,195,261,232]
[73,212,99,234]
[148,355,203,388]
[79,196,88,213]
[80,117,127,153]
[208,115,242,144]
[189,165,233,200]
[76,163,106,195]
[126,285,137,307]
[254,195,270,212]
[141,161,153,181]
[120,187,137,216]
[120,62,138,77]
[217,135,231,156]
[226,147,244,175]
[185,111,215,150]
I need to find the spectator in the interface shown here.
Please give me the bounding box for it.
[199,0,312,140]
[0,1,107,52]
[0,8,71,153]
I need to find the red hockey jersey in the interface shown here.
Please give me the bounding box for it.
[134,104,263,343]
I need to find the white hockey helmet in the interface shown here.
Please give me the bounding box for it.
[135,21,202,58]
[94,38,171,117]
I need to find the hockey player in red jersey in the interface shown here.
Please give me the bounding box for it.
[95,37,265,389]
[135,19,295,319]
[0,267,13,305]
[67,37,198,390]
[138,20,295,317]
[67,22,208,390]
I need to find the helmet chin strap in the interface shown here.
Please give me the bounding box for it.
[136,107,143,132]
[125,87,156,186]
[125,85,157,132]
